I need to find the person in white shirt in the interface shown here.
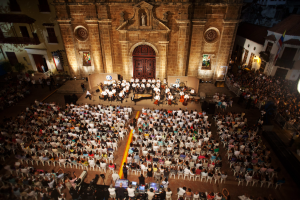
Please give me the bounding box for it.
[141,83,145,88]
[108,185,116,199]
[146,82,151,93]
[127,185,135,198]
[165,87,170,94]
[147,188,155,200]
[101,90,107,101]
[136,83,140,88]
[142,78,146,83]
[156,78,160,83]
[148,78,152,83]
[168,93,173,101]
[135,78,139,83]
[163,78,167,85]
[154,93,160,106]
[130,77,134,83]
[119,91,124,103]
[108,91,113,101]
[132,82,136,92]
[121,82,126,87]
[152,78,156,83]
[85,90,92,100]
[184,94,189,100]
[190,89,195,95]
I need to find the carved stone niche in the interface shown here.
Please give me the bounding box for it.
[116,1,170,37]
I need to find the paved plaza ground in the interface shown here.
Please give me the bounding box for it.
[0,82,299,200]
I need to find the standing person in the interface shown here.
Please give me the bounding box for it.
[166,188,172,200]
[108,185,116,200]
[154,171,161,184]
[116,182,126,200]
[138,174,145,185]
[81,83,86,92]
[164,167,170,181]
[127,185,135,199]
[161,178,169,189]
[85,90,92,100]
[147,165,153,181]
[123,163,128,179]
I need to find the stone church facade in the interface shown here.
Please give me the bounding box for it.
[53,0,242,81]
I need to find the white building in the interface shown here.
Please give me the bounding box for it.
[233,23,268,72]
[264,14,300,81]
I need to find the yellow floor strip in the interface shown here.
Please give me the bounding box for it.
[118,111,140,179]
[41,89,58,102]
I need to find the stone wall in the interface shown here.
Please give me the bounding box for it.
[54,0,242,80]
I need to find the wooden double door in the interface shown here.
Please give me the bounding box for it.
[133,45,156,80]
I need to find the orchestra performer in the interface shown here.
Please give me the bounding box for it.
[156,78,160,83]
[154,93,160,105]
[130,77,134,84]
[135,78,139,83]
[148,78,152,83]
[179,91,184,98]
[85,90,92,100]
[141,83,145,90]
[146,82,151,93]
[112,88,116,100]
[151,83,155,93]
[163,78,167,85]
[101,90,107,101]
[119,91,124,103]
[142,78,146,83]
[190,88,195,96]
[132,82,136,92]
[108,90,113,102]
[168,92,173,105]
[184,93,189,101]
[152,78,156,84]
[165,86,170,94]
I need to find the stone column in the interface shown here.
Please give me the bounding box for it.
[57,19,79,77]
[120,40,130,80]
[176,19,190,76]
[215,19,239,80]
[158,41,169,80]
[86,19,104,73]
[98,19,114,73]
[187,20,206,77]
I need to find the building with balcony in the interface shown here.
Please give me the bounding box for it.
[233,15,300,80]
[263,14,300,80]
[233,22,268,73]
[0,0,67,75]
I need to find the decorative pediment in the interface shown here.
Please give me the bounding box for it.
[116,1,170,33]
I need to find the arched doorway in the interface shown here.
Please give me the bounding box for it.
[133,45,156,79]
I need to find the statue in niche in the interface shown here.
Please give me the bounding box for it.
[163,12,168,21]
[141,13,146,26]
[120,11,125,24]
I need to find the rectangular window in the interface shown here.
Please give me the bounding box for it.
[19,26,30,38]
[83,52,91,66]
[9,0,21,12]
[46,28,58,43]
[6,52,18,66]
[202,54,211,70]
[38,0,50,12]
[265,42,273,53]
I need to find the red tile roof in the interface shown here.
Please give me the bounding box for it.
[237,22,268,45]
[268,14,300,36]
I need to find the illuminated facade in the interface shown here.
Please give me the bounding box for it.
[53,0,242,80]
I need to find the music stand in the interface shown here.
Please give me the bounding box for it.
[100,174,105,185]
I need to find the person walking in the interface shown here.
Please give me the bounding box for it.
[123,163,128,179]
[85,90,92,100]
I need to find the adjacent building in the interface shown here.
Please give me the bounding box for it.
[233,14,300,81]
[0,0,68,75]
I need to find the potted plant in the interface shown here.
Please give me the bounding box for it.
[14,62,27,73]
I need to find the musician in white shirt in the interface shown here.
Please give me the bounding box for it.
[163,78,167,84]
[135,78,139,83]
[184,94,189,100]
[108,91,113,101]
[141,83,145,88]
[130,77,134,83]
[119,91,124,103]
[179,91,184,97]
[85,90,92,100]
[148,78,152,83]
[101,90,107,101]
[136,83,140,88]
[146,82,151,93]
[152,78,156,83]
[191,89,195,96]
[156,78,161,83]
[132,83,136,92]
[168,93,173,100]
[154,94,160,101]
[165,87,170,94]
[142,78,146,83]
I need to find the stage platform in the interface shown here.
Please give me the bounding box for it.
[198,82,235,98]
[57,80,88,94]
[76,91,202,111]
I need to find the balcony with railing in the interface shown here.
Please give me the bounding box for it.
[0,33,40,45]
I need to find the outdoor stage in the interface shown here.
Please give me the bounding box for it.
[76,91,202,111]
